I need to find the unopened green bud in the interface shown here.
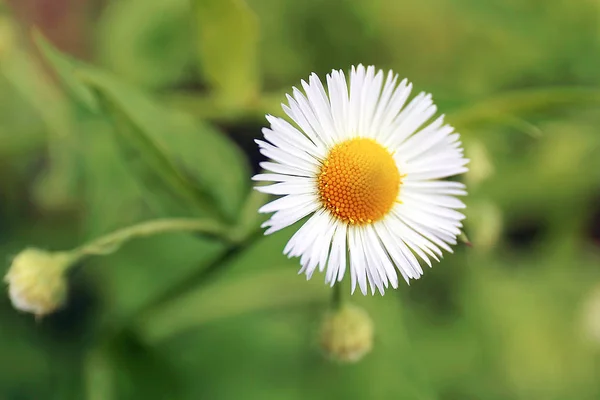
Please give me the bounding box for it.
[320,304,374,363]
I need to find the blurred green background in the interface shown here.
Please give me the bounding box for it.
[1,0,600,399]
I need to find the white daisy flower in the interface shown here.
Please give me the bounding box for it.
[253,65,469,295]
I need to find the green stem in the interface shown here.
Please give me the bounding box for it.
[331,280,343,310]
[133,227,264,318]
[84,346,114,400]
[137,268,329,344]
[448,86,600,129]
[73,218,235,259]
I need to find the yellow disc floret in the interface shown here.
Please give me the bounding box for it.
[317,138,401,224]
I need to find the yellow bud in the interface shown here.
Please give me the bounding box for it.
[320,304,374,363]
[4,248,74,317]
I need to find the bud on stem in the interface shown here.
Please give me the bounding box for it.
[319,303,374,363]
[4,248,76,317]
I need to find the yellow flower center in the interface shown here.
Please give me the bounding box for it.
[317,138,402,224]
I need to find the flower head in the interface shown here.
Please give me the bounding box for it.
[4,248,73,316]
[254,65,468,294]
[320,304,373,363]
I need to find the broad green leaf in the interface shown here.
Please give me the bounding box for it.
[33,32,250,222]
[234,189,270,241]
[81,70,250,221]
[137,268,329,343]
[78,119,229,324]
[79,118,149,235]
[84,333,183,400]
[91,232,226,324]
[0,37,79,211]
[91,85,220,219]
[32,29,98,111]
[97,0,193,88]
[448,86,600,130]
[107,332,182,399]
[192,0,260,105]
[145,281,436,400]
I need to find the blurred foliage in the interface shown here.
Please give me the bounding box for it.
[0,0,600,399]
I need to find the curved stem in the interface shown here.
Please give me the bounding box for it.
[73,218,235,259]
[135,226,264,317]
[448,86,600,129]
[137,268,329,344]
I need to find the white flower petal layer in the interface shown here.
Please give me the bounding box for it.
[254,65,469,295]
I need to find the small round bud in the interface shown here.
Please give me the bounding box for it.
[319,304,374,363]
[4,248,73,317]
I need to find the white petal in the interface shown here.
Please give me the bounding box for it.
[383,92,435,148]
[262,201,319,235]
[365,224,399,289]
[252,173,312,183]
[325,222,347,285]
[257,141,318,173]
[255,65,469,295]
[285,209,328,257]
[302,74,337,144]
[265,117,326,159]
[348,64,366,136]
[402,180,467,196]
[348,226,368,295]
[283,95,327,150]
[401,190,466,209]
[258,161,313,178]
[326,70,349,140]
[255,181,316,196]
[259,193,315,214]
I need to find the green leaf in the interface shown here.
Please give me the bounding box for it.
[33,31,251,222]
[78,122,230,324]
[32,29,98,111]
[137,268,328,343]
[82,70,250,221]
[0,33,79,210]
[84,346,115,400]
[192,0,260,105]
[79,119,150,235]
[234,189,270,241]
[97,0,193,88]
[84,333,183,400]
[448,86,600,130]
[91,83,220,219]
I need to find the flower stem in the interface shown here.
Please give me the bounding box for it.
[331,280,343,310]
[73,218,235,260]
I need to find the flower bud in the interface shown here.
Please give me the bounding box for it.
[319,304,374,363]
[4,248,74,317]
